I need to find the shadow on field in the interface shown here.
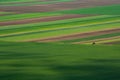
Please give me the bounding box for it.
[0,50,120,80]
[53,59,120,80]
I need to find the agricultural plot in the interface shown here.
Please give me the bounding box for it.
[0,12,62,22]
[0,0,120,80]
[0,42,120,80]
[0,0,120,13]
[0,12,9,14]
[0,0,119,44]
[0,11,13,16]
[0,0,35,3]
[0,0,73,6]
[61,31,120,43]
[0,15,120,44]
[59,4,120,15]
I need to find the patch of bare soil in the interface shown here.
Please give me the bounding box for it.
[0,0,120,13]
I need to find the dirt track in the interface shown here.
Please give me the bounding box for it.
[0,0,120,13]
[28,28,120,42]
[0,14,91,26]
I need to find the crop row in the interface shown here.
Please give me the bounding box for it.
[0,0,73,6]
[61,32,120,43]
[0,12,61,22]
[0,15,119,36]
[0,21,120,41]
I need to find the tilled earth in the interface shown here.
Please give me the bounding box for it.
[0,0,120,13]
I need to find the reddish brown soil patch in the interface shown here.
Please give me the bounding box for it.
[0,0,120,13]
[28,28,120,42]
[0,14,91,26]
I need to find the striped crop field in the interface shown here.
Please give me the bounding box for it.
[0,1,120,44]
[0,15,119,44]
[0,0,120,80]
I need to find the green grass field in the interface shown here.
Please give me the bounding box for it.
[0,42,120,80]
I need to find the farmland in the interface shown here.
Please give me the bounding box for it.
[0,0,120,80]
[59,4,120,15]
[0,42,120,80]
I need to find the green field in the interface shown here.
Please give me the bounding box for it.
[0,12,61,22]
[0,15,119,41]
[0,12,12,15]
[59,4,120,15]
[0,1,120,80]
[0,42,120,80]
[0,15,119,35]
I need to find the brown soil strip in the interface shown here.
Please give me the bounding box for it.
[0,14,91,26]
[0,0,120,13]
[74,36,120,44]
[28,28,120,42]
[0,0,40,4]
